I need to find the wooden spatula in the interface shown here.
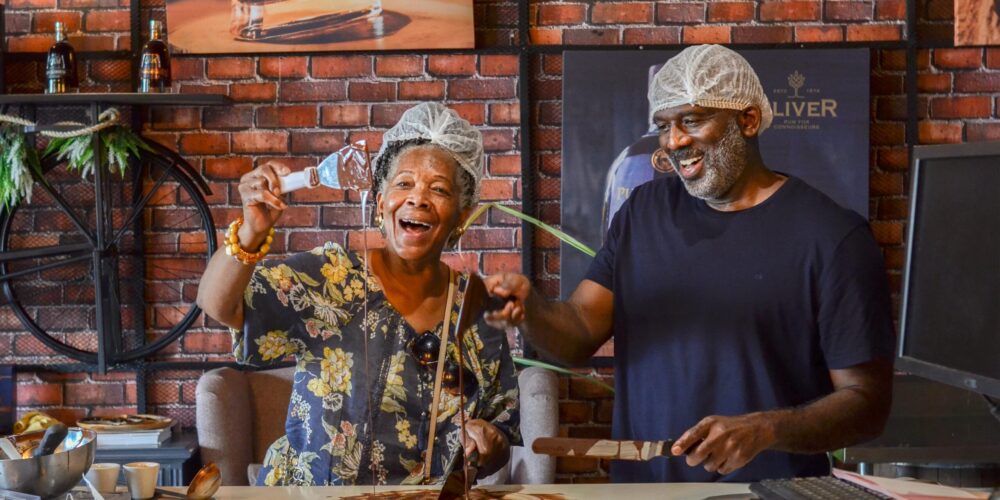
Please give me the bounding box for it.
[532,437,676,461]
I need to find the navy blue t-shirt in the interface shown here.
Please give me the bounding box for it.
[585,175,895,483]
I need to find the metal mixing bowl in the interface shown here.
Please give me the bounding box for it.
[0,427,96,497]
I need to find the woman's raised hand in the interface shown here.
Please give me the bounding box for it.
[237,161,290,246]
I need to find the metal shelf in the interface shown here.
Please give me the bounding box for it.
[0,93,231,106]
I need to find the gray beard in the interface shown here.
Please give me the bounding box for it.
[679,120,748,202]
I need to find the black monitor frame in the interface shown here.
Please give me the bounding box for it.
[896,142,1000,399]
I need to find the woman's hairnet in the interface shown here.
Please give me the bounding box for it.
[373,102,484,203]
[648,44,773,134]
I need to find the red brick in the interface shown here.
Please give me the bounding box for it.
[33,11,83,33]
[148,382,178,405]
[917,73,951,93]
[530,28,563,45]
[876,147,909,171]
[537,4,586,25]
[281,81,347,102]
[682,25,731,44]
[448,79,516,100]
[150,107,201,130]
[480,55,519,76]
[877,198,910,219]
[69,34,116,51]
[733,26,793,43]
[17,383,62,405]
[428,55,477,76]
[203,106,253,129]
[489,155,521,176]
[824,1,873,21]
[760,1,821,21]
[449,103,487,125]
[90,59,131,82]
[256,105,317,128]
[623,27,682,44]
[954,73,1000,92]
[929,96,991,119]
[707,2,755,22]
[479,179,514,201]
[233,131,288,154]
[348,82,396,101]
[311,55,372,78]
[371,103,412,127]
[230,83,277,102]
[656,2,706,23]
[591,3,653,24]
[66,383,123,405]
[870,172,904,196]
[559,401,592,424]
[321,104,370,127]
[481,129,516,151]
[8,0,57,7]
[918,121,962,144]
[925,0,953,19]
[206,58,255,79]
[569,377,614,399]
[487,103,519,126]
[8,35,57,52]
[795,25,844,42]
[290,131,345,154]
[179,133,229,155]
[875,0,906,19]
[205,157,252,180]
[375,55,424,77]
[84,9,128,32]
[398,81,446,100]
[987,48,1000,69]
[872,122,904,145]
[872,74,904,95]
[933,48,983,69]
[871,221,904,245]
[568,426,612,439]
[483,252,521,274]
[171,59,205,80]
[563,28,619,44]
[846,24,902,41]
[259,56,308,78]
[967,123,1000,142]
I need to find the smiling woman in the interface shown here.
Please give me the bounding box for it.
[195,102,520,486]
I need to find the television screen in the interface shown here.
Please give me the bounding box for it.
[897,142,1000,398]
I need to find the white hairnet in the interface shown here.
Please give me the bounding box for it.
[373,102,484,203]
[648,44,773,134]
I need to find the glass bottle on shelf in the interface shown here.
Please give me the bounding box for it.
[45,21,78,94]
[138,20,171,93]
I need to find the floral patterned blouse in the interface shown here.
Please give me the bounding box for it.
[232,242,520,486]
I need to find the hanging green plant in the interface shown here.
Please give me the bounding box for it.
[43,125,154,178]
[0,124,43,210]
[456,203,611,391]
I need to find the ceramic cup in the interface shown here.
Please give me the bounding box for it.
[123,461,159,500]
[85,462,121,493]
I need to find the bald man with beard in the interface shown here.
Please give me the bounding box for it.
[484,45,896,484]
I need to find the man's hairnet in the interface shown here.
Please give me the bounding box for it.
[648,44,773,134]
[373,102,484,203]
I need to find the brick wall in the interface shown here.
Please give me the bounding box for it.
[3,0,998,484]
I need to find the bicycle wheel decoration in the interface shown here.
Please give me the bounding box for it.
[0,110,216,368]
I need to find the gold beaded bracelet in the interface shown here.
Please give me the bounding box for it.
[225,216,274,266]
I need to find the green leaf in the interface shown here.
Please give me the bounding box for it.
[512,356,614,393]
[460,203,596,258]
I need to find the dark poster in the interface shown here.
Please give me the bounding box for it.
[561,49,870,355]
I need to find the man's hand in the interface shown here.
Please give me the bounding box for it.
[482,273,532,329]
[671,413,777,475]
[463,419,509,477]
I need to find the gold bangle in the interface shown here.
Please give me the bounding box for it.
[225,217,274,266]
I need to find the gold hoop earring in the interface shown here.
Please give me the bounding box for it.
[447,226,466,249]
[650,148,674,174]
[374,213,384,232]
